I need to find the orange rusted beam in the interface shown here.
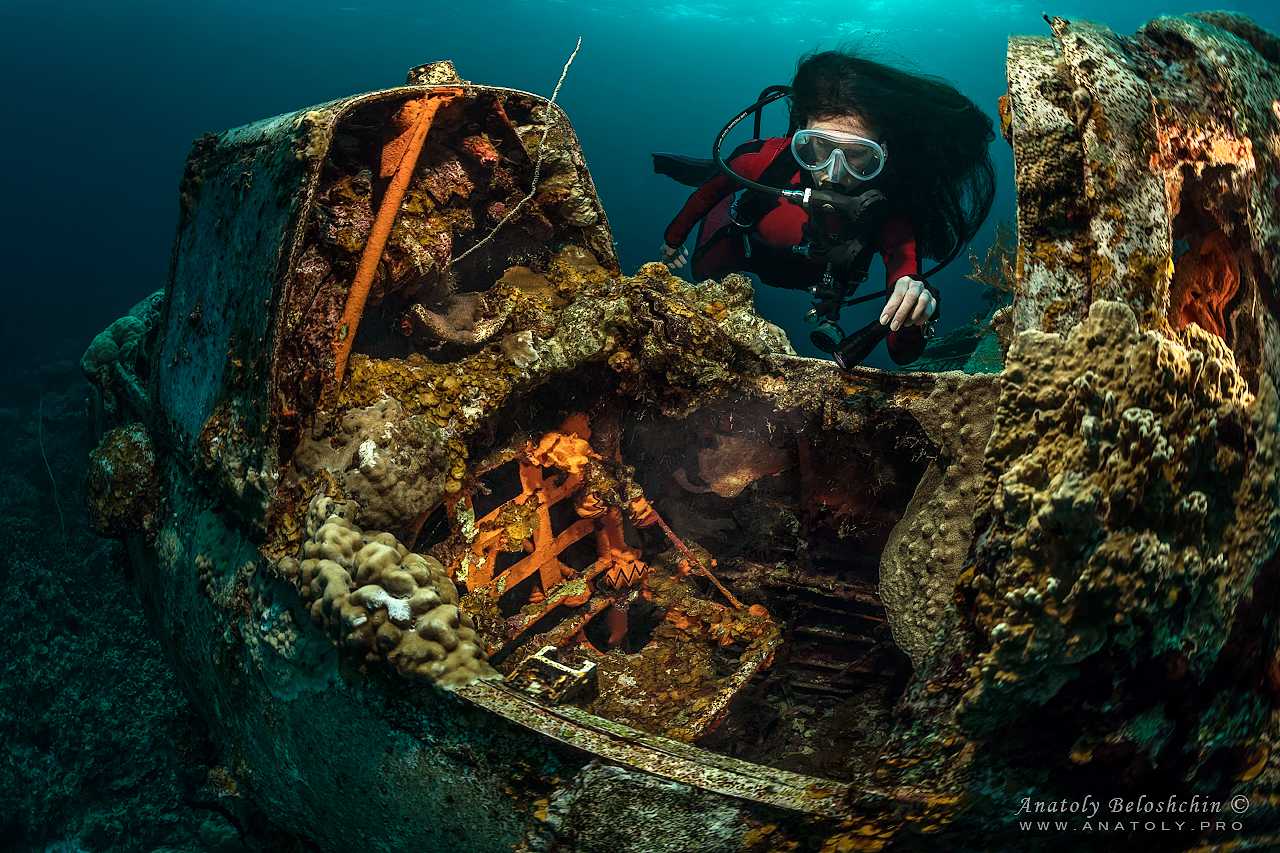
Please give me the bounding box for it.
[467,456,598,599]
[332,88,462,391]
[455,413,745,658]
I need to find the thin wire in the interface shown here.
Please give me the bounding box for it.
[447,36,582,269]
[38,395,66,540]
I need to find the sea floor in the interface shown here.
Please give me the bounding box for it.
[0,361,300,852]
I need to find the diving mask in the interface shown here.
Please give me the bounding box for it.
[791,128,886,184]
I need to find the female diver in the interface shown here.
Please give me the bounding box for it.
[656,50,996,367]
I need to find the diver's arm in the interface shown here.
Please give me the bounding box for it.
[663,172,738,249]
[877,215,937,365]
[662,146,774,249]
[879,215,918,291]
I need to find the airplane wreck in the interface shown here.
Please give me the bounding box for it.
[82,11,1280,851]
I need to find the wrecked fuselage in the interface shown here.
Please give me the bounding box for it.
[86,13,1280,850]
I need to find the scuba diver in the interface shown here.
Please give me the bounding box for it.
[654,50,996,368]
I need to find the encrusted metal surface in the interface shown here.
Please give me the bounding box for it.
[82,15,1280,849]
[457,680,853,818]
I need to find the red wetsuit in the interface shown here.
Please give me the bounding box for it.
[664,137,927,364]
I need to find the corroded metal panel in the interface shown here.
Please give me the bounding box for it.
[1055,18,1171,321]
[458,680,853,817]
[1006,34,1089,333]
[154,81,615,522]
[154,103,335,512]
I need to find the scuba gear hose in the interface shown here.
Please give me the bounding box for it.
[711,86,968,282]
[706,86,956,367]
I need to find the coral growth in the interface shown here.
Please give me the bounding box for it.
[80,290,163,426]
[878,372,999,665]
[877,300,1280,833]
[291,398,454,538]
[959,301,1274,731]
[278,493,498,688]
[85,422,162,539]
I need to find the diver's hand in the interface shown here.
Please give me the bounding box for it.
[880,276,937,331]
[661,243,689,270]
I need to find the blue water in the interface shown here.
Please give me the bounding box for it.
[4,0,1279,371]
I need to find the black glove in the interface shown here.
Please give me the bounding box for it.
[825,239,875,282]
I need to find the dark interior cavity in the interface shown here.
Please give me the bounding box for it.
[623,399,924,779]
[435,382,934,780]
[1168,163,1264,391]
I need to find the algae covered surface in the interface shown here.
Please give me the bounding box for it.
[14,6,1280,853]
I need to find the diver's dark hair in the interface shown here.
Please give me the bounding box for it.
[789,50,996,263]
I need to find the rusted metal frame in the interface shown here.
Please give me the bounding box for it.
[466,464,580,589]
[498,554,615,655]
[526,596,615,653]
[793,625,879,644]
[331,88,462,391]
[266,79,617,440]
[648,508,743,609]
[475,463,593,594]
[497,516,596,594]
[684,634,782,738]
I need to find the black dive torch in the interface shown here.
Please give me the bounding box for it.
[795,187,895,368]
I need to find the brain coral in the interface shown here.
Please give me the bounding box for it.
[277,494,499,688]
